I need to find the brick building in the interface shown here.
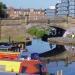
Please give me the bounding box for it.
[7,7,45,21]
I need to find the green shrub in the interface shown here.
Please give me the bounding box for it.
[27,27,47,38]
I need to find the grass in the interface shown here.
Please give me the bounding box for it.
[1,25,26,42]
[0,35,25,42]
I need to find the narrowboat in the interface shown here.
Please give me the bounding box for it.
[0,42,26,60]
[0,59,48,74]
[0,42,48,74]
[0,44,20,60]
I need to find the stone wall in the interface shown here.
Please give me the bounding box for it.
[1,25,26,42]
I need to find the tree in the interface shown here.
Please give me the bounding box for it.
[0,2,8,18]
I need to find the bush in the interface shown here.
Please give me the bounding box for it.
[27,27,47,38]
[27,27,38,36]
[36,30,45,38]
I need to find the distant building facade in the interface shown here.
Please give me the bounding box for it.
[69,0,75,17]
[56,0,75,18]
[55,0,69,17]
[44,6,56,23]
[7,7,45,20]
[45,6,56,18]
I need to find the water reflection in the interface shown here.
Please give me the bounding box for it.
[65,45,75,53]
[45,49,75,75]
[47,61,75,75]
[27,39,75,75]
[39,43,75,75]
[27,39,56,53]
[1,39,75,75]
[63,27,75,53]
[0,72,41,75]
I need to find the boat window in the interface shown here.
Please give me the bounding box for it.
[0,65,5,72]
[41,64,46,71]
[35,64,47,72]
[0,45,19,52]
[21,55,28,59]
[35,64,42,74]
[10,47,18,52]
[21,66,27,73]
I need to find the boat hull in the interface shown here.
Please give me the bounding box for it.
[0,60,48,74]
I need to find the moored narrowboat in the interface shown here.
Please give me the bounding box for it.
[0,59,48,74]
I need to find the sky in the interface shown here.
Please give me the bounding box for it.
[0,0,60,9]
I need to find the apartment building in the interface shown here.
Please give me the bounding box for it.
[45,6,56,18]
[56,0,75,18]
[55,0,69,17]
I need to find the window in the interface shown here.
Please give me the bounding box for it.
[69,0,75,2]
[38,11,40,14]
[69,6,75,10]
[69,2,75,5]
[18,11,21,14]
[69,10,75,13]
[35,64,42,74]
[57,7,68,11]
[21,66,27,73]
[61,0,68,3]
[69,13,75,17]
[61,3,68,7]
[57,4,61,7]
[14,11,17,14]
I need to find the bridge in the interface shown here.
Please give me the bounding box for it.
[0,17,75,53]
[0,16,75,31]
[0,17,69,28]
[0,17,67,38]
[0,16,75,29]
[0,16,75,42]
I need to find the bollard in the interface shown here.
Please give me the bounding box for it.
[57,70,60,75]
[56,70,63,75]
[60,70,63,75]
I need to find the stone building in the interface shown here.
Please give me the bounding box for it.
[7,7,45,21]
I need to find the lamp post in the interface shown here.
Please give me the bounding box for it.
[67,0,69,24]
[21,14,29,50]
[0,18,2,40]
[24,14,29,51]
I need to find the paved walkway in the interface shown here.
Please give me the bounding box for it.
[48,37,75,46]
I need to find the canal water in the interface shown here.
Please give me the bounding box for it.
[0,39,75,75]
[27,39,75,75]
[27,39,55,53]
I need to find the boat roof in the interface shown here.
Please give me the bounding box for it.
[0,59,43,64]
[0,45,13,49]
[22,60,43,64]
